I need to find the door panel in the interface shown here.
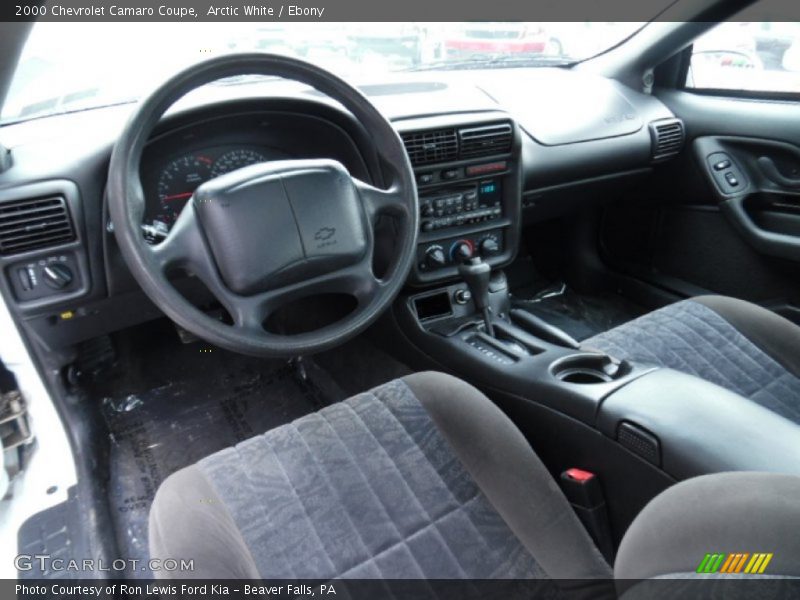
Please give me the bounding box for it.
[694,135,800,261]
[600,89,800,320]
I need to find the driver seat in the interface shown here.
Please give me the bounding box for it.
[149,372,800,592]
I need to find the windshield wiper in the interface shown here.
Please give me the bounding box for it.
[404,55,578,72]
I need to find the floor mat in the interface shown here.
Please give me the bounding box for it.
[511,283,646,342]
[86,319,413,578]
[89,322,350,577]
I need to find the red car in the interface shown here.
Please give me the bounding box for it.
[444,23,562,58]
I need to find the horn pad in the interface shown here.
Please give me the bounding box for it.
[193,159,368,296]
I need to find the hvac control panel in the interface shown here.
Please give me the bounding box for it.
[417,229,504,273]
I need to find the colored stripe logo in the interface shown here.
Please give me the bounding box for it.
[696,552,773,574]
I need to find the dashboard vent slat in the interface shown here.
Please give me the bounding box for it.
[0,196,75,255]
[458,123,513,158]
[650,119,685,161]
[400,129,459,166]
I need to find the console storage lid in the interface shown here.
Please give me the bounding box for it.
[597,368,800,480]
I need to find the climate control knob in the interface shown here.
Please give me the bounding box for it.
[450,240,473,262]
[424,246,447,269]
[479,237,500,256]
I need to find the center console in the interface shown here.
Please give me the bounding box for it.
[397,276,800,473]
[398,275,655,423]
[391,258,800,542]
[395,113,522,285]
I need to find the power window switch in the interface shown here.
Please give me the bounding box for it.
[725,172,740,187]
[714,159,732,171]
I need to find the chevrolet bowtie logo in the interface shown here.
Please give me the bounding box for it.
[314,227,336,241]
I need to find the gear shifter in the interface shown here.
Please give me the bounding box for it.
[458,257,495,337]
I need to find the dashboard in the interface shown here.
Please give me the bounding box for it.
[0,67,680,351]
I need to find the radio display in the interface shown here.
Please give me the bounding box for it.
[479,180,502,204]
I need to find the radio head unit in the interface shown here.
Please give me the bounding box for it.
[420,179,503,232]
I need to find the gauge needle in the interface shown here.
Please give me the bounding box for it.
[161,192,193,201]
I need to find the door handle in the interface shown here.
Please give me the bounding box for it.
[757,156,800,189]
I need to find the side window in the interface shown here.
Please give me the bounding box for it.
[686,22,800,93]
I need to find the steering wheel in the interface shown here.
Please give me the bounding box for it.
[107,54,418,357]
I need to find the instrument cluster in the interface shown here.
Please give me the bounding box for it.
[143,145,291,240]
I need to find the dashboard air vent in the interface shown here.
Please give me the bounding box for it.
[0,195,75,256]
[650,119,685,161]
[400,128,458,166]
[458,122,513,159]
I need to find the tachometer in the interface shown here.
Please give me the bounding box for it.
[211,149,268,177]
[156,154,213,224]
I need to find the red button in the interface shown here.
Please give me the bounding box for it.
[565,468,595,483]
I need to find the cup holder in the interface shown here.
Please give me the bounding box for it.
[550,353,630,384]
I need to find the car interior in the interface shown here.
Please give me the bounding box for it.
[2,3,800,597]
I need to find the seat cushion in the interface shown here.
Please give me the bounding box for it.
[615,471,800,598]
[583,296,800,424]
[149,372,611,582]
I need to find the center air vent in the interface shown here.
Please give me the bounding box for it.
[400,129,458,166]
[0,195,76,256]
[650,118,685,161]
[458,122,513,158]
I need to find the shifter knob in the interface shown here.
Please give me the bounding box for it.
[458,257,495,337]
[458,257,490,310]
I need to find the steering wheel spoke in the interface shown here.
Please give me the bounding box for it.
[151,203,203,271]
[354,178,409,224]
[324,259,383,304]
[236,259,382,333]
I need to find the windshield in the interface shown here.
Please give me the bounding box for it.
[1,22,645,124]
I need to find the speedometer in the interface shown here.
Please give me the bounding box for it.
[211,149,268,177]
[156,154,213,224]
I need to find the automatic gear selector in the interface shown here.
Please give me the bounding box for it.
[458,256,494,337]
